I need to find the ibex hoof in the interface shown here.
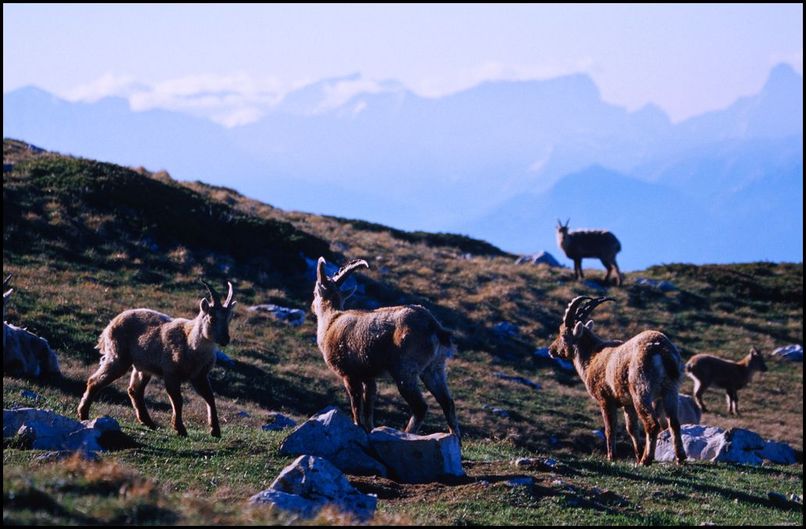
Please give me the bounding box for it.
[211,429,221,438]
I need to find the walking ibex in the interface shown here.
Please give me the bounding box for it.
[78,280,236,437]
[685,347,768,415]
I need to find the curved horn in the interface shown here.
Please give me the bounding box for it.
[3,274,11,287]
[576,296,614,323]
[199,279,221,306]
[332,259,369,287]
[223,281,234,307]
[563,296,592,329]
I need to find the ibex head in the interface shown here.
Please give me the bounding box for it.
[748,346,768,373]
[556,218,571,235]
[312,257,369,312]
[199,279,237,346]
[548,296,613,360]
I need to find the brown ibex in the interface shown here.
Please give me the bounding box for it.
[78,280,236,437]
[311,257,461,439]
[685,347,768,415]
[556,219,623,285]
[548,296,686,465]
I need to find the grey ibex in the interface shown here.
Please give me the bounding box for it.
[548,296,686,465]
[312,257,461,439]
[685,347,767,415]
[78,280,236,437]
[556,219,623,285]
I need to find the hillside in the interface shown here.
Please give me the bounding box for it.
[3,141,803,525]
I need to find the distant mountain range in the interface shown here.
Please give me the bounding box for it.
[3,64,802,269]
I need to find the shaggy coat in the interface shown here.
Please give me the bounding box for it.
[556,219,623,285]
[77,280,235,437]
[549,296,686,465]
[312,257,460,439]
[685,347,767,415]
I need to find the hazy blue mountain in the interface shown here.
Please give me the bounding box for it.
[3,64,802,267]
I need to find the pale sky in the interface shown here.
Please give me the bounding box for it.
[3,3,802,124]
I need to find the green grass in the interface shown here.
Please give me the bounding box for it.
[3,140,803,525]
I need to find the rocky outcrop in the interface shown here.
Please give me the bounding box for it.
[249,455,376,521]
[3,408,124,457]
[369,427,465,484]
[3,323,60,378]
[655,425,797,465]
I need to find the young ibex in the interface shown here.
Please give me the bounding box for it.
[548,296,686,465]
[685,347,768,415]
[312,257,461,439]
[556,219,623,286]
[78,280,236,437]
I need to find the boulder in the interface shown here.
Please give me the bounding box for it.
[675,394,702,425]
[3,323,60,378]
[633,277,677,292]
[368,427,464,484]
[3,408,122,456]
[771,344,803,362]
[248,304,306,327]
[493,371,541,390]
[514,251,562,267]
[655,425,797,465]
[493,321,519,338]
[279,407,387,477]
[262,412,297,431]
[215,350,236,368]
[249,455,376,521]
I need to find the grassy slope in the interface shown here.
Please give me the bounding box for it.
[3,140,803,525]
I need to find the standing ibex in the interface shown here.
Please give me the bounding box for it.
[78,280,236,437]
[685,347,768,415]
[548,296,686,465]
[556,219,623,286]
[312,257,461,439]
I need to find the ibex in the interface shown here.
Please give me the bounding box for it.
[78,280,236,437]
[312,257,461,439]
[685,347,767,415]
[548,296,686,465]
[556,219,623,285]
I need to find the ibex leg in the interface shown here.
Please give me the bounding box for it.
[600,403,618,461]
[342,376,365,430]
[128,369,156,429]
[77,357,131,420]
[623,407,642,463]
[361,379,377,430]
[421,362,460,439]
[164,375,187,437]
[661,392,687,464]
[191,374,220,437]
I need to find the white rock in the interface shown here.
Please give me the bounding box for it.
[368,426,464,484]
[250,455,376,521]
[655,425,797,465]
[279,406,387,477]
[3,323,60,378]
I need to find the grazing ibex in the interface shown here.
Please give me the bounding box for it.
[548,296,686,465]
[685,347,767,415]
[312,257,461,439]
[78,280,236,437]
[556,219,623,285]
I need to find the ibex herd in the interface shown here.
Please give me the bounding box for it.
[6,234,766,467]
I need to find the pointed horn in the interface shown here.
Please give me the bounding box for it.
[3,274,11,287]
[565,218,570,228]
[200,279,221,306]
[576,296,614,323]
[332,259,369,287]
[316,257,328,285]
[224,281,234,307]
[563,296,592,329]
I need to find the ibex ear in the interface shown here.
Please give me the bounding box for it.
[200,298,211,314]
[572,321,587,338]
[750,346,762,356]
[316,257,328,285]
